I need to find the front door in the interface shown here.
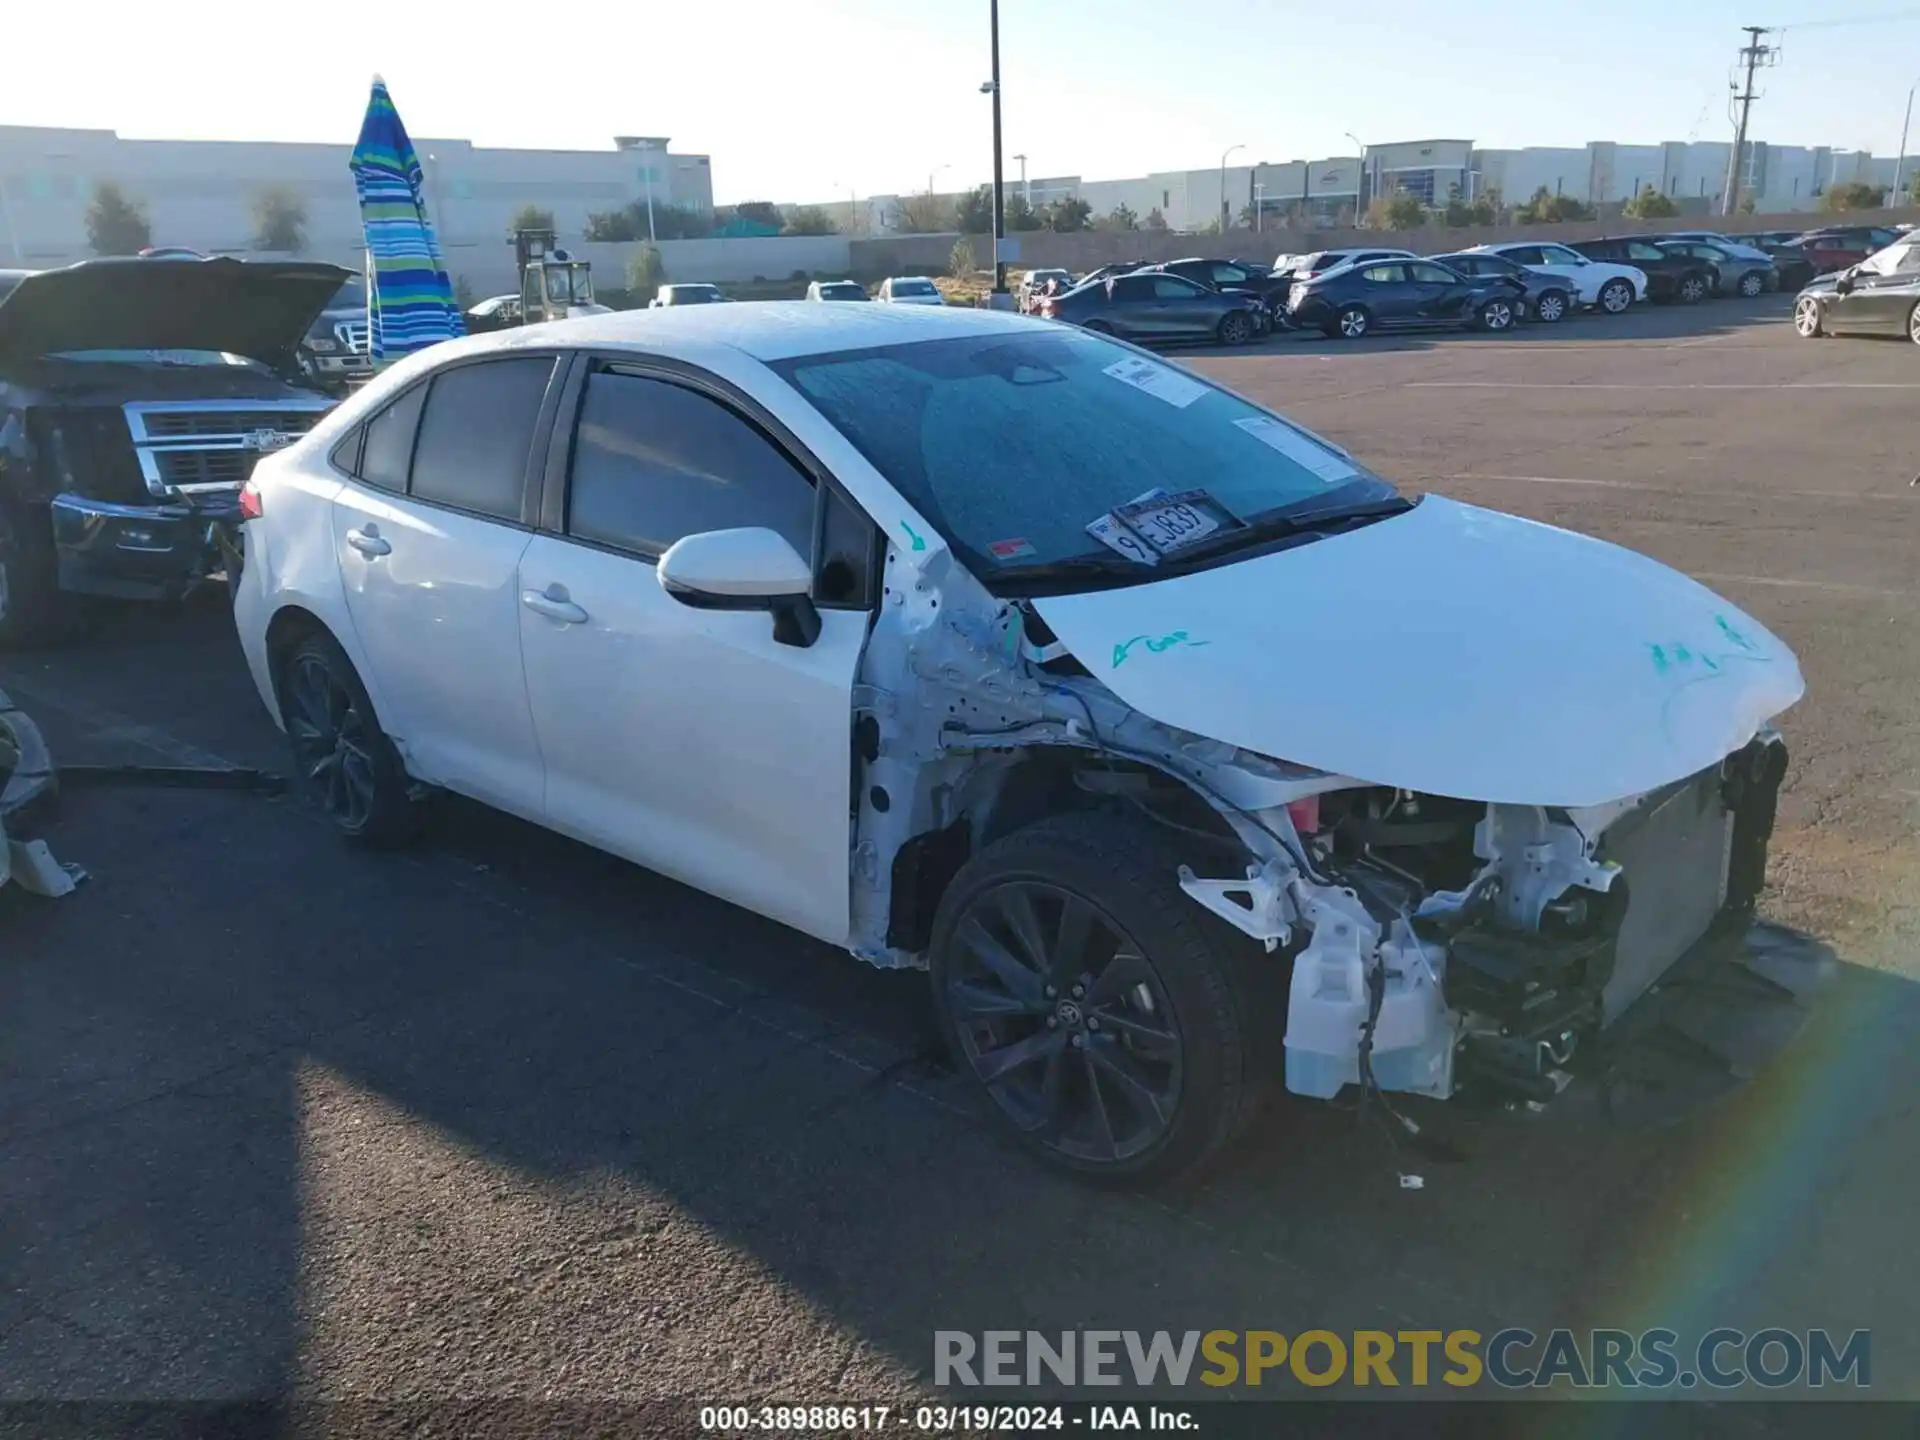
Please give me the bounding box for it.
[1150,275,1219,337]
[1356,263,1420,327]
[1405,261,1473,323]
[515,362,874,946]
[330,354,559,818]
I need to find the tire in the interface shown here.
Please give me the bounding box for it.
[1738,270,1766,298]
[1907,301,1920,346]
[1793,296,1824,338]
[1334,304,1370,339]
[1678,273,1709,305]
[1476,297,1515,332]
[275,628,418,845]
[0,503,72,648]
[1598,278,1634,314]
[1533,289,1569,324]
[928,811,1273,1187]
[1216,310,1253,346]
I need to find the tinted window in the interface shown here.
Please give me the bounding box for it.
[1538,245,1585,263]
[1408,263,1459,284]
[1211,264,1250,284]
[1502,247,1544,265]
[1111,275,1153,301]
[408,357,554,520]
[817,487,876,607]
[1152,276,1204,299]
[1359,264,1405,284]
[329,428,364,477]
[892,280,939,297]
[566,370,814,561]
[771,329,1394,582]
[356,382,426,492]
[1624,241,1665,261]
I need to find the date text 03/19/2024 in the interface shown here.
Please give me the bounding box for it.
[698,1404,1195,1432]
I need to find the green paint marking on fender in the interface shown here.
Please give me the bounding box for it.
[1111,630,1211,668]
[1648,643,1669,675]
[1716,614,1759,653]
[899,521,927,552]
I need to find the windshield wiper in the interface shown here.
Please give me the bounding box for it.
[1158,496,1415,567]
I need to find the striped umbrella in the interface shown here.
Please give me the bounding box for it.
[349,76,463,363]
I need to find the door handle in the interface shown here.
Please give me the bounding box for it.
[345,526,391,557]
[521,586,588,625]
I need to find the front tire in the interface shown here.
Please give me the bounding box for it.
[1333,304,1370,339]
[1598,278,1634,314]
[1533,289,1569,323]
[929,812,1271,1187]
[1678,273,1709,305]
[1738,270,1766,298]
[276,629,418,845]
[1216,310,1253,346]
[1793,296,1824,338]
[1907,301,1920,346]
[1476,297,1516,331]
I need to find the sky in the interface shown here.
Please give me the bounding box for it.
[8,1,1920,203]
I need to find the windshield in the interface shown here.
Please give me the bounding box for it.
[329,279,367,311]
[893,280,938,296]
[46,349,264,370]
[770,329,1396,588]
[545,266,593,305]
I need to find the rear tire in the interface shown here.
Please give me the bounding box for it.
[1598,278,1634,314]
[0,504,73,649]
[1678,273,1709,305]
[1738,270,1766,298]
[1333,304,1370,340]
[275,629,418,846]
[928,812,1273,1188]
[1533,289,1570,324]
[1216,310,1253,346]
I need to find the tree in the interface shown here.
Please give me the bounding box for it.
[249,185,308,252]
[1143,206,1169,232]
[85,181,150,255]
[625,244,666,295]
[890,192,949,234]
[1365,191,1427,230]
[1004,192,1043,232]
[1105,202,1138,232]
[586,200,711,241]
[949,236,978,278]
[509,203,555,234]
[1622,185,1679,220]
[1511,185,1593,224]
[954,184,994,233]
[734,200,784,230]
[1040,196,1091,233]
[783,206,836,236]
[1821,181,1887,213]
[1739,193,1758,214]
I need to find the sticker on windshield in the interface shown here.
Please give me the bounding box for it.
[986,536,1037,562]
[1102,356,1208,409]
[1232,417,1360,484]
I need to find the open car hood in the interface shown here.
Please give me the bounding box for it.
[1031,495,1804,807]
[0,257,351,370]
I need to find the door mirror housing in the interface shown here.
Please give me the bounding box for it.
[1835,269,1856,293]
[658,527,820,648]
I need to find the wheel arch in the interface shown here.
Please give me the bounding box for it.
[262,600,397,746]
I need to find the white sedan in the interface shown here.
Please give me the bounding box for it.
[233,304,1802,1185]
[876,276,946,305]
[1466,241,1647,314]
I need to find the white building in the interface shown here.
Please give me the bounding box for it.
[0,124,714,269]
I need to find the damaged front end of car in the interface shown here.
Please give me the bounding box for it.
[846,532,1811,1116]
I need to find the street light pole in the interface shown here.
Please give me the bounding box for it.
[1219,143,1244,232]
[1013,152,1029,208]
[988,0,1008,294]
[1344,130,1367,214]
[1895,84,1917,204]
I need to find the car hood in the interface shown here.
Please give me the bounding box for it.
[0,257,351,370]
[1031,494,1803,807]
[1798,274,1842,297]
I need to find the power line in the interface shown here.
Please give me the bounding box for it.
[1769,6,1920,32]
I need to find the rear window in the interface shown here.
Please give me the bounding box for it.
[892,279,939,297]
[408,357,554,521]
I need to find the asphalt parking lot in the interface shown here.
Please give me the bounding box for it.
[3,294,1917,1418]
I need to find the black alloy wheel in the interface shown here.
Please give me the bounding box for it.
[278,631,416,843]
[1217,310,1253,346]
[942,879,1183,1166]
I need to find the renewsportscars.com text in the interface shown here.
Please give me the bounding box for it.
[934,1328,1871,1390]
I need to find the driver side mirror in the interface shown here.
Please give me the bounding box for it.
[657,527,821,648]
[1836,268,1856,293]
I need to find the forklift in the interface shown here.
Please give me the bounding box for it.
[502,227,610,327]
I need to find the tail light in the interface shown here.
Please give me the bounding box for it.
[238,479,263,521]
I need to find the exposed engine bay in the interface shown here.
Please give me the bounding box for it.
[847,545,1791,1108]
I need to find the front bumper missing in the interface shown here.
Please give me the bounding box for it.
[50,491,237,600]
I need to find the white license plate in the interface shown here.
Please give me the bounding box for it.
[1123,499,1220,554]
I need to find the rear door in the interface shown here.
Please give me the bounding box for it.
[1106,274,1160,338]
[514,359,876,945]
[330,353,562,816]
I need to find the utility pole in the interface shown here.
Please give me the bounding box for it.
[1722,25,1776,216]
[986,0,1007,295]
[1894,84,1916,204]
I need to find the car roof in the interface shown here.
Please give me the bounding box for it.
[444,299,1034,364]
[888,275,936,283]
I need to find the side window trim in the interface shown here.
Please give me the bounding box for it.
[402,351,566,529]
[544,353,880,612]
